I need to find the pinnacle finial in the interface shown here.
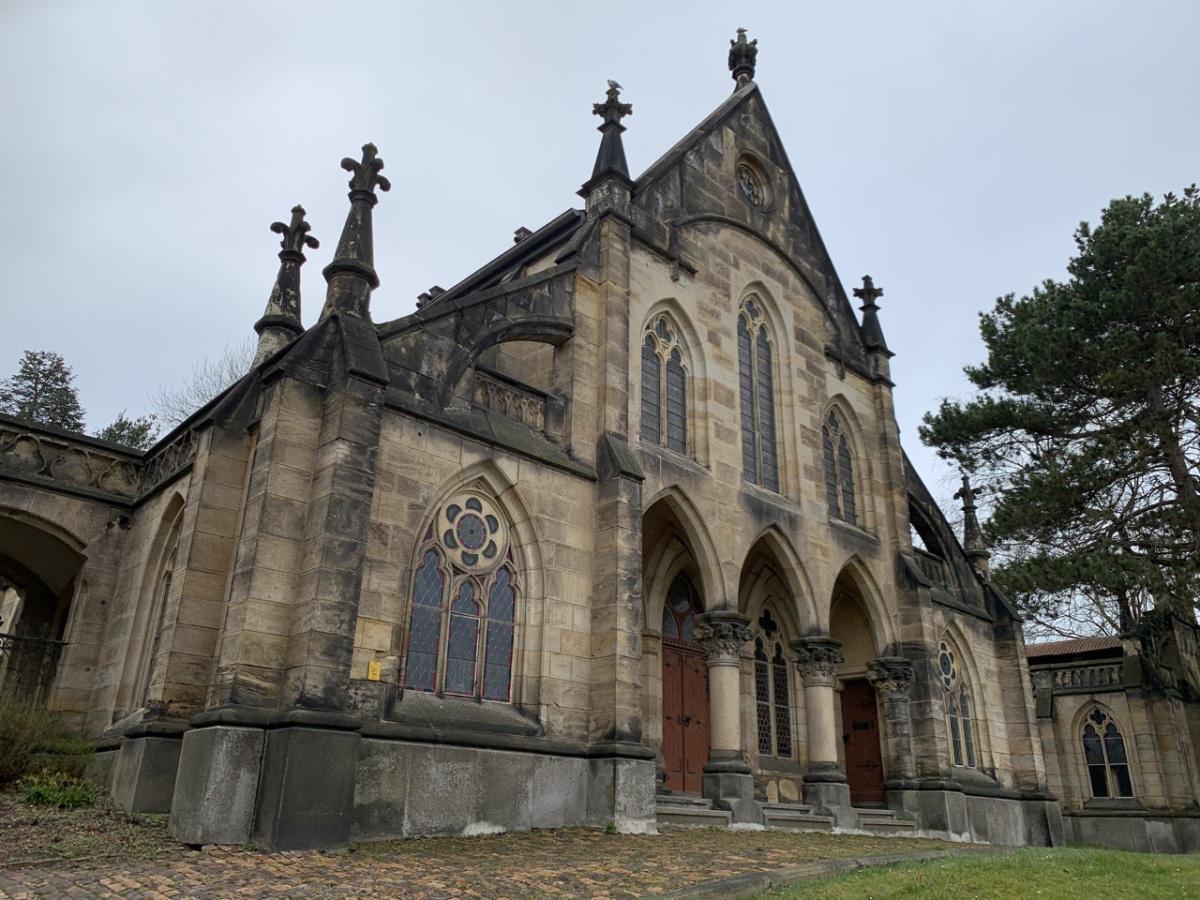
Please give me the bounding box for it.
[854,275,890,354]
[270,205,320,255]
[955,472,991,578]
[728,27,758,86]
[593,80,633,128]
[341,143,391,196]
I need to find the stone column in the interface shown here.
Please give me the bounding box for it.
[866,656,916,788]
[695,610,762,824]
[792,636,856,827]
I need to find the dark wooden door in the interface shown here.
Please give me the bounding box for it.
[663,640,710,794]
[841,678,885,806]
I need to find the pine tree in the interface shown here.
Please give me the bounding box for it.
[0,350,86,432]
[921,186,1200,635]
[95,411,160,451]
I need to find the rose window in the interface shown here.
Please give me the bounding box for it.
[437,494,508,573]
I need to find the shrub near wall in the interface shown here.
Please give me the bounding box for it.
[0,695,93,786]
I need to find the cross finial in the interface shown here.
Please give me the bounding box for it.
[954,472,979,509]
[853,274,884,311]
[341,143,391,196]
[728,27,758,85]
[593,80,633,129]
[270,205,320,256]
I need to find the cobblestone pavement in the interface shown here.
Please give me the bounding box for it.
[0,827,966,898]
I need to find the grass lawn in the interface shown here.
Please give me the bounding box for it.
[764,847,1200,899]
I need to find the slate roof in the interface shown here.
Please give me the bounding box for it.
[1026,635,1123,659]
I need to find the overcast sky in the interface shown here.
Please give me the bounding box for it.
[2,1,1197,503]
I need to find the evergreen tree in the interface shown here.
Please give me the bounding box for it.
[0,350,86,432]
[921,186,1200,635]
[95,411,159,451]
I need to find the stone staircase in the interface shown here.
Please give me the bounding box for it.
[655,795,917,835]
[655,795,732,828]
[855,806,918,835]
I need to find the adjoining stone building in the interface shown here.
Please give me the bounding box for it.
[2,31,1199,851]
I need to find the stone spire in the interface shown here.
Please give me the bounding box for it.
[728,28,758,86]
[955,472,991,579]
[253,205,318,366]
[581,80,633,202]
[320,143,390,321]
[853,275,890,356]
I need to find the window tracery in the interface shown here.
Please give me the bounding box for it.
[640,316,688,455]
[939,640,977,769]
[738,299,779,492]
[660,572,701,641]
[404,492,518,702]
[822,411,856,523]
[753,609,793,758]
[1082,707,1133,799]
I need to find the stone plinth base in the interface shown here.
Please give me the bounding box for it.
[169,723,265,846]
[255,725,361,850]
[803,778,857,830]
[110,733,183,814]
[702,759,764,824]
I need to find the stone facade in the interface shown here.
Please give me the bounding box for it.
[2,36,1198,852]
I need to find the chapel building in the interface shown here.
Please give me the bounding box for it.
[3,31,1199,853]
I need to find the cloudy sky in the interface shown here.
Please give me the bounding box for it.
[1,1,1197,500]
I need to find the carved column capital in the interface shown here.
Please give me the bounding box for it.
[867,656,915,702]
[791,636,844,686]
[694,611,752,666]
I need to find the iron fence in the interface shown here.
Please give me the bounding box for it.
[0,631,65,705]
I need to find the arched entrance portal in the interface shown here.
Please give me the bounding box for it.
[0,513,85,704]
[660,572,709,793]
[830,575,885,806]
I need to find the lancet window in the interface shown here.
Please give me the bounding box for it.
[640,315,688,455]
[404,493,517,702]
[822,411,856,523]
[1082,707,1134,799]
[938,639,977,768]
[753,609,793,758]
[738,299,779,491]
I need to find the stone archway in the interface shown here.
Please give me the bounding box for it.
[829,575,886,806]
[0,512,86,704]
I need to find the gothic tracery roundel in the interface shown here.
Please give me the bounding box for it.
[436,493,509,573]
[937,640,959,691]
[737,161,766,209]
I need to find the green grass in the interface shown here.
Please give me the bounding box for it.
[764,848,1200,899]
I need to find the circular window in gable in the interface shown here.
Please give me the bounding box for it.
[736,155,771,211]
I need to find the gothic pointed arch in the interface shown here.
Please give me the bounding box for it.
[639,308,694,458]
[641,486,726,617]
[820,397,867,528]
[936,625,992,773]
[828,556,896,653]
[740,526,817,634]
[737,291,782,492]
[133,494,185,707]
[1074,702,1135,799]
[398,463,542,707]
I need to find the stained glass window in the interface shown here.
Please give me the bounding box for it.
[403,495,518,701]
[752,610,794,759]
[823,411,856,523]
[662,573,701,642]
[641,316,688,456]
[1082,708,1134,798]
[940,640,977,769]
[738,299,780,492]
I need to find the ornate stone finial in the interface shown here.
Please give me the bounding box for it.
[694,611,753,664]
[853,275,890,355]
[321,143,388,321]
[866,656,915,702]
[791,636,844,686]
[583,80,634,196]
[728,28,758,86]
[955,472,991,578]
[254,205,318,365]
[341,142,391,197]
[593,79,633,127]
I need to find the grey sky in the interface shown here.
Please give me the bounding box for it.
[2,1,1197,502]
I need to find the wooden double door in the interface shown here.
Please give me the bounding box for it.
[840,678,885,806]
[662,639,709,794]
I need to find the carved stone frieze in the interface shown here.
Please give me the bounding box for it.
[866,656,915,702]
[139,430,197,496]
[0,417,141,501]
[694,611,752,664]
[473,370,547,433]
[791,636,844,686]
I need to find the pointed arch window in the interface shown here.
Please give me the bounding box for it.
[753,610,793,758]
[136,505,182,706]
[640,315,688,455]
[822,411,856,523]
[738,299,779,492]
[1082,707,1133,798]
[403,493,518,702]
[661,572,700,642]
[938,639,977,768]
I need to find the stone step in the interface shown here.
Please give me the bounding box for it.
[763,805,835,832]
[654,794,714,809]
[856,807,917,834]
[656,804,732,828]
